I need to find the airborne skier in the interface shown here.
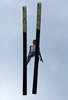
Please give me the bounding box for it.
[27,40,43,65]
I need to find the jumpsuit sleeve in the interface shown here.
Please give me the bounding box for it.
[39,47,42,58]
[39,52,42,59]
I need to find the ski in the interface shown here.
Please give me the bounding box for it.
[32,3,42,94]
[23,6,27,95]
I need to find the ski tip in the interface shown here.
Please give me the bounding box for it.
[23,6,27,10]
[38,2,42,6]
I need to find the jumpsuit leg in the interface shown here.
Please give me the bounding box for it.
[27,53,31,65]
[27,51,35,65]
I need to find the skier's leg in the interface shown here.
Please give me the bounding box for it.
[27,51,35,65]
[27,53,31,64]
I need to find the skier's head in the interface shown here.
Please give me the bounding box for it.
[33,40,36,45]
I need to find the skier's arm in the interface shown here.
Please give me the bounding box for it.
[39,52,43,62]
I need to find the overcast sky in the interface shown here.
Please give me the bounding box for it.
[0,0,68,100]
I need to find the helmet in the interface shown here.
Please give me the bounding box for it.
[33,40,36,45]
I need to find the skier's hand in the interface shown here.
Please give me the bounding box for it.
[40,58,43,62]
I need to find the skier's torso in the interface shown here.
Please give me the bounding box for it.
[28,44,43,62]
[30,45,36,53]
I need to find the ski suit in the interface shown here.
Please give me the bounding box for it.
[27,45,42,64]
